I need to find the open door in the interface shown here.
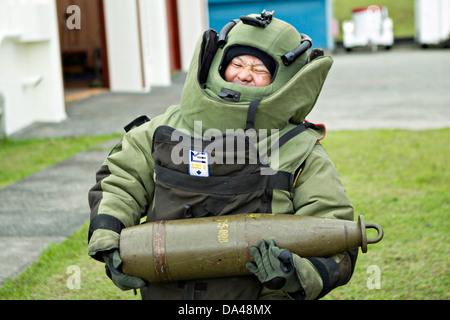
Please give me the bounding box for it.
[56,0,109,94]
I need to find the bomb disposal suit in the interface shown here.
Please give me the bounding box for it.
[88,11,358,300]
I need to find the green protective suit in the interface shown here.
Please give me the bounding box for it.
[88,13,357,300]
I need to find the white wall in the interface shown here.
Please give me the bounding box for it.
[0,0,66,136]
[177,0,208,72]
[103,0,171,92]
[415,0,450,45]
[143,0,171,87]
[326,0,335,50]
[103,0,146,92]
[0,0,176,136]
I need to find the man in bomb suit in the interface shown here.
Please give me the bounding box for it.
[88,11,358,300]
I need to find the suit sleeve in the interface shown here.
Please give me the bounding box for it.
[291,142,358,299]
[87,125,155,261]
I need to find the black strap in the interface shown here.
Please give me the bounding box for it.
[261,122,311,161]
[155,163,294,194]
[198,29,219,88]
[306,257,340,299]
[217,19,240,48]
[245,99,262,131]
[124,115,150,133]
[276,122,310,150]
[88,214,126,242]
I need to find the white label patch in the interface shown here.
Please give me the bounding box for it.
[188,149,210,177]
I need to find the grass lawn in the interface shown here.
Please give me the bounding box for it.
[322,129,449,299]
[0,135,120,190]
[0,128,448,300]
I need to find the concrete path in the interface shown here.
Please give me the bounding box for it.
[308,47,450,129]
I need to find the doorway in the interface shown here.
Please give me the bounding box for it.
[56,0,109,100]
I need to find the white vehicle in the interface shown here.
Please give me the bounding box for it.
[342,5,394,51]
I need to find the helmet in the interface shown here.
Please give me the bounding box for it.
[203,10,313,102]
[180,10,333,133]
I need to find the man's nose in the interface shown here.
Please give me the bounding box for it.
[237,68,253,81]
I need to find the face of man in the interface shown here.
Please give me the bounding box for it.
[224,55,272,87]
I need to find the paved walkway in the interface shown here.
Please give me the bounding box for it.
[1,47,449,287]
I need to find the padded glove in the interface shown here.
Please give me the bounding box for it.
[246,239,301,293]
[104,250,147,291]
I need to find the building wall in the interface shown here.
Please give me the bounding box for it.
[0,0,66,136]
[207,0,334,49]
[177,0,209,72]
[0,0,206,136]
[415,0,450,45]
[103,0,145,92]
[103,0,172,91]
